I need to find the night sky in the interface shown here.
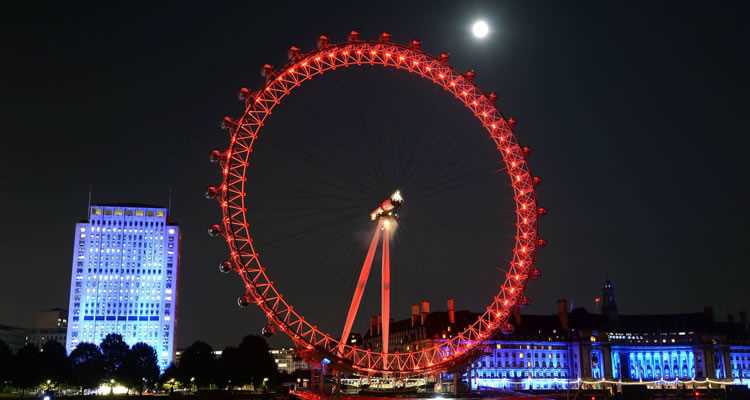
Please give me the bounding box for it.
[2,1,748,350]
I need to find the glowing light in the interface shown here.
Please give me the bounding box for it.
[215,38,540,376]
[472,20,490,39]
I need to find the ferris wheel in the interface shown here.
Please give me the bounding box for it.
[206,31,545,376]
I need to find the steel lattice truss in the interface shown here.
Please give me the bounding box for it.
[209,33,544,376]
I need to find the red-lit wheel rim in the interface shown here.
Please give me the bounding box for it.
[217,38,540,375]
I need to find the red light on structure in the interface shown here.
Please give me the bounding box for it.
[211,36,541,376]
[238,87,251,101]
[221,116,236,130]
[287,46,301,61]
[261,64,274,78]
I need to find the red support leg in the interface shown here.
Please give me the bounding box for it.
[381,226,391,356]
[337,220,383,355]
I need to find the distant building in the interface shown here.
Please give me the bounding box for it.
[174,349,223,365]
[173,346,309,374]
[66,204,180,370]
[0,324,27,352]
[363,282,750,392]
[27,308,67,347]
[270,347,296,374]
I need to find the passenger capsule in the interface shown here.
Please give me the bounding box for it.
[532,176,542,186]
[347,31,360,42]
[219,260,233,273]
[262,322,276,337]
[379,32,391,42]
[522,146,531,157]
[317,35,329,49]
[239,88,251,102]
[205,185,219,200]
[221,116,236,130]
[208,224,223,238]
[537,207,547,216]
[260,64,274,78]
[537,238,547,248]
[237,295,250,308]
[410,39,421,50]
[438,52,450,63]
[209,149,225,163]
[287,46,301,61]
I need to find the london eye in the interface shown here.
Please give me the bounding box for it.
[206,31,544,376]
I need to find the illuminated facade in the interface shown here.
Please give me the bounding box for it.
[65,204,179,370]
[28,308,68,347]
[363,282,750,391]
[459,283,750,391]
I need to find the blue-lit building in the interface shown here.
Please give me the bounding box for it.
[66,204,179,370]
[462,282,750,391]
[362,282,750,392]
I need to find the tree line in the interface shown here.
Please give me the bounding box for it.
[0,333,159,395]
[161,335,280,391]
[0,334,280,395]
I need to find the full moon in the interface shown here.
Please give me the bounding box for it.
[472,20,490,39]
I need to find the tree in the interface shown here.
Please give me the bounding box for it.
[100,333,129,382]
[237,335,278,390]
[13,343,42,396]
[216,346,242,388]
[69,342,105,394]
[159,363,180,393]
[178,341,216,389]
[39,341,70,387]
[122,342,159,394]
[0,339,11,389]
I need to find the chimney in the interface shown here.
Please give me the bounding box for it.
[420,300,430,325]
[513,305,521,326]
[447,298,455,325]
[704,306,714,322]
[557,298,569,330]
[411,304,420,327]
